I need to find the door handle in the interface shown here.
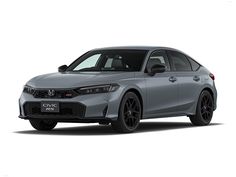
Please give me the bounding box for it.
[169,76,177,82]
[193,76,200,82]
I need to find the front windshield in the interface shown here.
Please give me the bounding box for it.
[67,50,148,72]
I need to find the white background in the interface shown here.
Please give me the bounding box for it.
[0,0,235,177]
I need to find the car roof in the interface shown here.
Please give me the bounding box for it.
[92,46,181,52]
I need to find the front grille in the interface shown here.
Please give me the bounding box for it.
[33,89,78,99]
[24,102,86,118]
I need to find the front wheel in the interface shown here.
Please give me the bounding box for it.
[189,90,214,126]
[29,120,57,131]
[111,92,142,133]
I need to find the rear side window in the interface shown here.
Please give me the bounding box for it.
[188,57,200,71]
[168,51,192,71]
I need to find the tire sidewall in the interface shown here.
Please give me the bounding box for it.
[118,92,141,132]
[196,91,213,125]
[30,119,57,131]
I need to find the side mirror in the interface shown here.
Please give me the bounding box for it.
[58,65,68,72]
[148,64,166,76]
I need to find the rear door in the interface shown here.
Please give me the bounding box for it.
[167,50,202,113]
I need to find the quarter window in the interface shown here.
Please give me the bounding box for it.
[188,57,200,71]
[168,51,192,71]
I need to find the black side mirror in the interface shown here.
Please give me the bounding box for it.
[148,64,166,76]
[58,65,68,72]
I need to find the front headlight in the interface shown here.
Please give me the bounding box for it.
[76,84,119,95]
[23,85,35,95]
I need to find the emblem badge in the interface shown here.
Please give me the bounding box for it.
[48,89,55,97]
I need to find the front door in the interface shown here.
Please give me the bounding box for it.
[145,50,179,117]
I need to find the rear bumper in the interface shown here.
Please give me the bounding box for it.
[213,83,217,111]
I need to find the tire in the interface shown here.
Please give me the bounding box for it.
[29,120,57,131]
[98,122,110,125]
[190,90,214,126]
[111,92,142,133]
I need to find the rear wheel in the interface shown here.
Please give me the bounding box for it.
[111,92,142,133]
[190,90,213,126]
[29,120,57,131]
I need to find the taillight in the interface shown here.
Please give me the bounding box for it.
[209,73,215,80]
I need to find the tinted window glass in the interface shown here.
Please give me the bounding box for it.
[168,51,192,71]
[104,58,113,68]
[67,50,147,72]
[147,51,170,71]
[188,57,200,71]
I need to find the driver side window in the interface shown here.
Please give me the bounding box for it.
[146,51,170,71]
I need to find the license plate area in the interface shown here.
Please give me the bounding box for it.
[41,101,59,113]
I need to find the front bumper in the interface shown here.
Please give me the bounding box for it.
[19,91,120,122]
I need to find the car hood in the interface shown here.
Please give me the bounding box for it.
[26,72,135,89]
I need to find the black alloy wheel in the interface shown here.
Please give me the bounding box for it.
[201,93,213,121]
[190,90,213,126]
[111,92,142,133]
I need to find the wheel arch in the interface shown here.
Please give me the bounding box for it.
[123,88,144,118]
[201,87,214,101]
[189,86,215,116]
